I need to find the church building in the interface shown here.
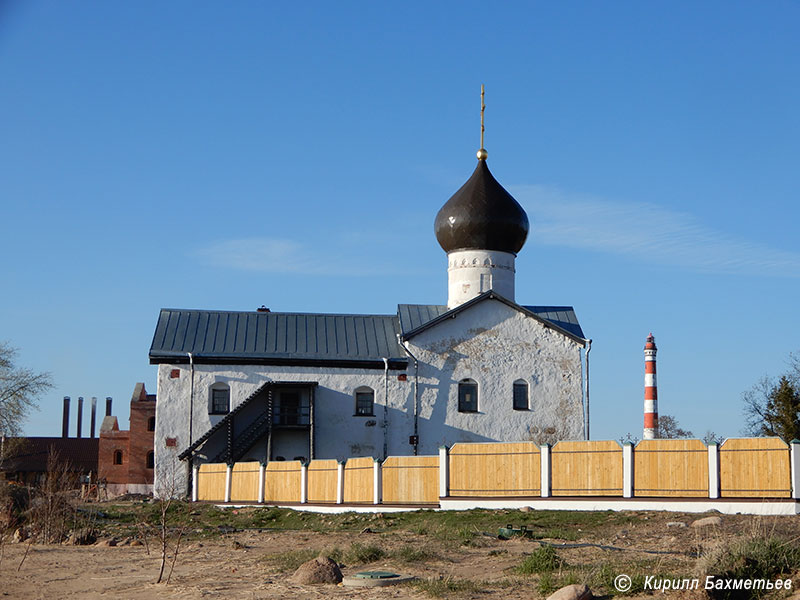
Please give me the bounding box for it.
[149,128,589,496]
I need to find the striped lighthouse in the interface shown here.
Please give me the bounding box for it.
[643,333,658,439]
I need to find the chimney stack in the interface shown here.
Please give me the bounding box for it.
[643,333,658,439]
[76,396,84,438]
[62,397,70,438]
[105,396,113,417]
[90,397,97,438]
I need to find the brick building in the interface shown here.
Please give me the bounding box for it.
[98,383,155,496]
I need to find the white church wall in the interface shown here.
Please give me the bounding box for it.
[154,362,414,494]
[406,299,585,454]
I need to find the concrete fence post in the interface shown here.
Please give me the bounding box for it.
[258,462,266,503]
[540,444,551,498]
[791,440,800,500]
[336,460,345,505]
[300,462,308,504]
[373,459,382,505]
[707,442,720,499]
[191,464,199,502]
[224,464,232,503]
[622,442,634,498]
[439,446,449,498]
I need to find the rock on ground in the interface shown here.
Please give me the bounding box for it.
[692,516,722,528]
[547,583,592,600]
[291,556,343,584]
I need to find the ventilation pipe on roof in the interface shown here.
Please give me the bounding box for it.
[105,397,113,417]
[62,397,70,438]
[77,397,84,438]
[584,339,592,441]
[90,397,97,438]
[397,336,420,456]
[382,358,389,460]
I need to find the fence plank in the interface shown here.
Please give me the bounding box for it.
[265,461,302,503]
[634,439,708,497]
[229,461,261,502]
[449,442,540,497]
[382,455,438,504]
[197,463,227,501]
[551,440,623,496]
[720,438,791,498]
[307,459,339,503]
[343,457,374,503]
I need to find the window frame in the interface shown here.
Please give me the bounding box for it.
[209,383,230,415]
[113,450,123,465]
[513,379,529,410]
[458,379,479,413]
[354,386,375,417]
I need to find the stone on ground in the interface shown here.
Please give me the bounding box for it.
[692,516,722,528]
[291,556,343,584]
[547,583,592,600]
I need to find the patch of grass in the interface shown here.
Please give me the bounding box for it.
[413,576,482,598]
[340,542,385,564]
[262,548,320,572]
[391,544,435,562]
[516,545,564,574]
[701,535,800,599]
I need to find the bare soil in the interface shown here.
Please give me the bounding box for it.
[1,508,799,599]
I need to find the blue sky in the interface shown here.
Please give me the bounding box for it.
[2,1,799,442]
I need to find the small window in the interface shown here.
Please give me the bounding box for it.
[513,380,529,410]
[458,379,478,413]
[146,451,154,469]
[355,387,374,416]
[113,450,123,465]
[210,384,230,414]
[147,416,156,431]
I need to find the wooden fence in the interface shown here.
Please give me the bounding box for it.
[449,442,540,497]
[382,455,439,504]
[193,437,799,505]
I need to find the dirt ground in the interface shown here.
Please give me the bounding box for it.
[1,509,799,599]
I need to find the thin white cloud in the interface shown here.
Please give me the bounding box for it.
[195,236,417,276]
[512,185,800,277]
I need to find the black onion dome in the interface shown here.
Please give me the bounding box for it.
[434,159,529,254]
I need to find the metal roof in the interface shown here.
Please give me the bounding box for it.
[521,306,585,339]
[150,309,407,367]
[151,299,585,366]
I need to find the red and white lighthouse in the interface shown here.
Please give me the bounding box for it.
[643,333,658,439]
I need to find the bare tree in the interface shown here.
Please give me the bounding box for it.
[0,343,53,438]
[658,414,694,439]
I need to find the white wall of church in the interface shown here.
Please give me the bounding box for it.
[406,299,585,454]
[153,300,585,495]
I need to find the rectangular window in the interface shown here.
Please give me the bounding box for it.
[513,382,529,410]
[458,382,478,412]
[211,388,230,414]
[355,391,374,416]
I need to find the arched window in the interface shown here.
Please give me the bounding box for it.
[146,451,154,469]
[458,379,478,413]
[354,386,374,416]
[513,379,529,410]
[209,383,230,415]
[113,450,123,465]
[147,416,156,432]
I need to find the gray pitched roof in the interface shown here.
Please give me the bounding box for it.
[150,297,586,367]
[149,309,407,368]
